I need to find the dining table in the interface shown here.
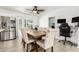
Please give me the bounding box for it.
[26,29,46,52]
[27,29,46,39]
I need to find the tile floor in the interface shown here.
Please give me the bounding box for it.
[0,38,79,52]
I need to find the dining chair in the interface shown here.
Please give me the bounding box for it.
[36,28,55,52]
[21,28,35,52]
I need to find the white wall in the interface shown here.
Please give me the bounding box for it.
[39,7,79,27]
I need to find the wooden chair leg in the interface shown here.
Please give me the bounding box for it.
[51,46,53,52]
[26,44,28,52]
[22,40,25,49]
[36,45,38,52]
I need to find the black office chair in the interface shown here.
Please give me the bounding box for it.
[59,23,71,45]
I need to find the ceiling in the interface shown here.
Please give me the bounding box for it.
[0,6,65,15]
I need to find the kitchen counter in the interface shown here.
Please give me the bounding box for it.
[0,29,5,32]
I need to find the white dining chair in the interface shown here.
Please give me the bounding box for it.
[21,28,35,52]
[36,28,55,52]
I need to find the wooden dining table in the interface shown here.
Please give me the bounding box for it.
[26,29,46,52]
[27,29,46,39]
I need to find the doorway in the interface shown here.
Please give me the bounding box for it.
[49,17,55,28]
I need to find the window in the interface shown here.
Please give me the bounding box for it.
[26,20,33,28]
[24,19,27,27]
[19,19,22,27]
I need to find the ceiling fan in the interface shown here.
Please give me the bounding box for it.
[26,6,44,14]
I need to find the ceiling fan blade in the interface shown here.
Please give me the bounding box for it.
[38,10,44,11]
[26,9,32,11]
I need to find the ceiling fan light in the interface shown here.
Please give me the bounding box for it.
[33,11,37,13]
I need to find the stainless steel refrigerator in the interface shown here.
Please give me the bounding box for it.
[0,16,16,40]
